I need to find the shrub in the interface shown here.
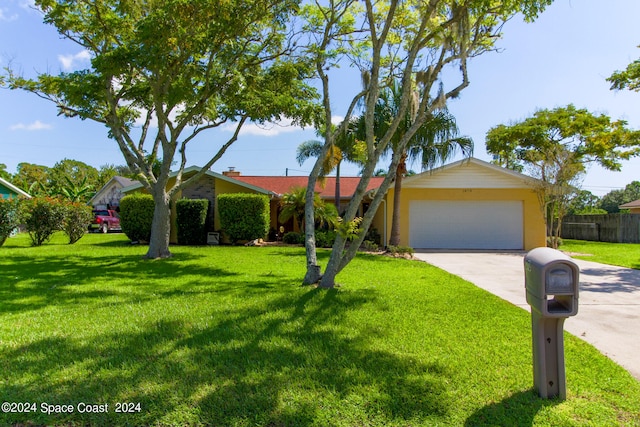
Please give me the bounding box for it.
[359,240,379,252]
[120,193,154,242]
[283,231,304,245]
[62,202,93,244]
[387,245,414,257]
[0,197,20,246]
[315,230,336,248]
[176,199,209,245]
[18,197,66,246]
[547,236,563,248]
[218,193,269,243]
[364,227,381,245]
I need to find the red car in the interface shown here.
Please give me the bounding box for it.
[89,209,121,233]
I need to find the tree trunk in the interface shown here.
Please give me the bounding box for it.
[303,157,325,285]
[334,161,341,211]
[146,188,172,259]
[318,233,346,288]
[388,154,406,246]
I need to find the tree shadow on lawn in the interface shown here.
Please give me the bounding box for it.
[464,390,560,427]
[1,287,452,426]
[0,252,239,314]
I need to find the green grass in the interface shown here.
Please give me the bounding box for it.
[561,239,640,269]
[1,233,639,426]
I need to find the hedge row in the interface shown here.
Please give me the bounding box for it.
[0,196,92,246]
[218,193,270,243]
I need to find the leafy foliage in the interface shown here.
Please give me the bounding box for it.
[608,46,640,92]
[315,230,337,248]
[486,105,640,248]
[0,197,20,246]
[176,199,209,245]
[299,0,554,287]
[0,164,11,181]
[283,231,304,245]
[218,194,270,243]
[3,0,319,259]
[351,80,473,246]
[62,202,93,244]
[278,187,340,231]
[598,181,640,213]
[18,197,66,246]
[120,193,154,243]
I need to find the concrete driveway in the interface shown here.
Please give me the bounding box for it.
[413,250,640,381]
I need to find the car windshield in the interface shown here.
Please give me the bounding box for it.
[93,210,110,216]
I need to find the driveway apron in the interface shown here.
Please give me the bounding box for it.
[413,251,640,381]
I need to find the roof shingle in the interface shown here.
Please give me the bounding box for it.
[231,176,385,199]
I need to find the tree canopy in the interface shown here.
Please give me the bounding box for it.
[486,104,640,247]
[299,0,554,287]
[608,46,640,92]
[599,181,640,213]
[3,0,319,258]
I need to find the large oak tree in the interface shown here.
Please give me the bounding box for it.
[4,0,318,258]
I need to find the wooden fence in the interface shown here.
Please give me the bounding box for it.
[561,214,640,243]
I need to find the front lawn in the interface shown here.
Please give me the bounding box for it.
[1,233,639,426]
[561,239,640,269]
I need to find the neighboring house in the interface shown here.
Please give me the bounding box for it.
[122,158,546,250]
[0,177,31,199]
[386,158,546,250]
[89,176,137,210]
[619,199,640,214]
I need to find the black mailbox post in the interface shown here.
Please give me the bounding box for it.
[524,247,580,399]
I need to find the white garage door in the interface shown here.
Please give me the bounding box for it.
[409,200,524,249]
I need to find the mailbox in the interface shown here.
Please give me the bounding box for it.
[524,247,580,400]
[525,247,579,317]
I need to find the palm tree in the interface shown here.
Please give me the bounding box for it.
[278,186,339,231]
[356,81,473,246]
[296,126,365,211]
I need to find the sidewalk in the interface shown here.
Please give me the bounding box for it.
[413,251,640,381]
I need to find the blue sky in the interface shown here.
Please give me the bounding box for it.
[1,0,639,196]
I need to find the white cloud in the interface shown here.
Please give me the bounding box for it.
[331,115,344,125]
[58,50,91,71]
[222,118,311,137]
[10,120,53,131]
[0,7,18,22]
[20,0,36,9]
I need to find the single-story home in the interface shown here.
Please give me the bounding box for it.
[0,177,31,199]
[619,199,640,214]
[89,176,136,209]
[121,158,546,250]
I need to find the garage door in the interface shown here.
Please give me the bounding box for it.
[409,200,523,249]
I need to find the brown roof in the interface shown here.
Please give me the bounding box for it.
[619,199,640,209]
[231,176,385,199]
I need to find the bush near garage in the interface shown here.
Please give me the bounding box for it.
[283,231,303,244]
[315,230,337,248]
[120,193,154,243]
[0,197,20,247]
[176,199,209,245]
[218,193,269,244]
